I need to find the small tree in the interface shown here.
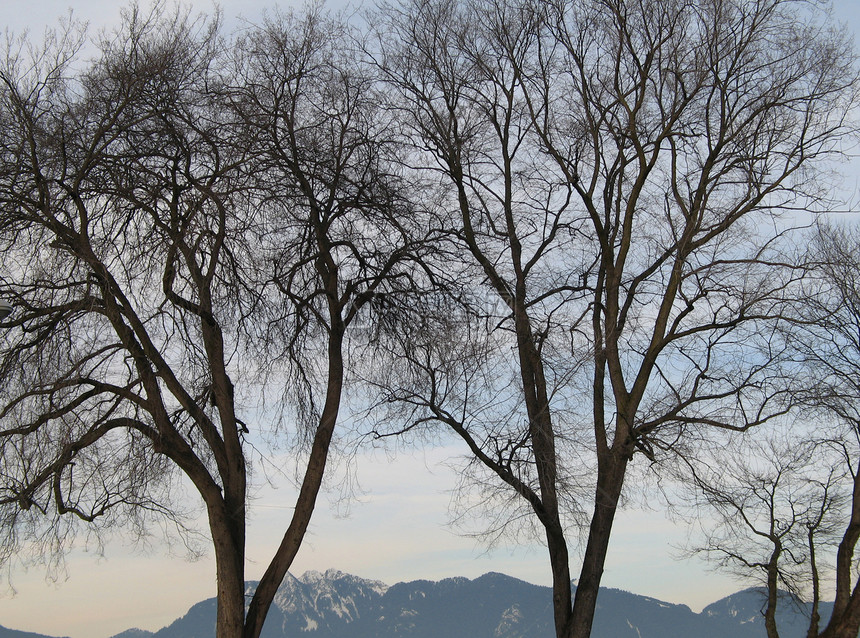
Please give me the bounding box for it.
[681,433,846,638]
[677,221,860,638]
[795,222,860,638]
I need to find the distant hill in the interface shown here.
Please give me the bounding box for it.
[143,570,834,638]
[0,628,70,638]
[108,631,155,638]
[1,571,833,638]
[700,588,833,638]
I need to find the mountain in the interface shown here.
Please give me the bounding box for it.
[701,588,834,638]
[143,570,831,638]
[1,571,832,638]
[0,628,70,638]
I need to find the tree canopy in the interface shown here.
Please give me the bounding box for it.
[0,1,858,638]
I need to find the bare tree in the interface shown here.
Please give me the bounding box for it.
[367,1,860,637]
[795,222,860,638]
[680,433,847,638]
[0,4,412,638]
[669,221,860,638]
[224,7,428,636]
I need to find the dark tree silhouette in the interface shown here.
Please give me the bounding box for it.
[0,5,414,638]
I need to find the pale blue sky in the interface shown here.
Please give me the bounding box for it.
[0,1,859,638]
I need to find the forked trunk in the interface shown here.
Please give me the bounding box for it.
[545,522,574,638]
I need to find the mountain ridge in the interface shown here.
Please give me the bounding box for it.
[2,571,832,638]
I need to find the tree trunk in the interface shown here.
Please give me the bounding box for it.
[807,527,821,638]
[765,549,781,638]
[243,330,344,638]
[819,470,860,638]
[209,501,247,638]
[818,587,860,638]
[569,449,629,638]
[545,521,573,638]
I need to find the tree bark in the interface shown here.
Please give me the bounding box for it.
[544,518,573,638]
[819,471,860,638]
[209,500,247,638]
[818,599,860,638]
[569,448,629,638]
[807,526,821,638]
[765,548,781,638]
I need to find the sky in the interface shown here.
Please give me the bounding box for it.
[1,1,860,638]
